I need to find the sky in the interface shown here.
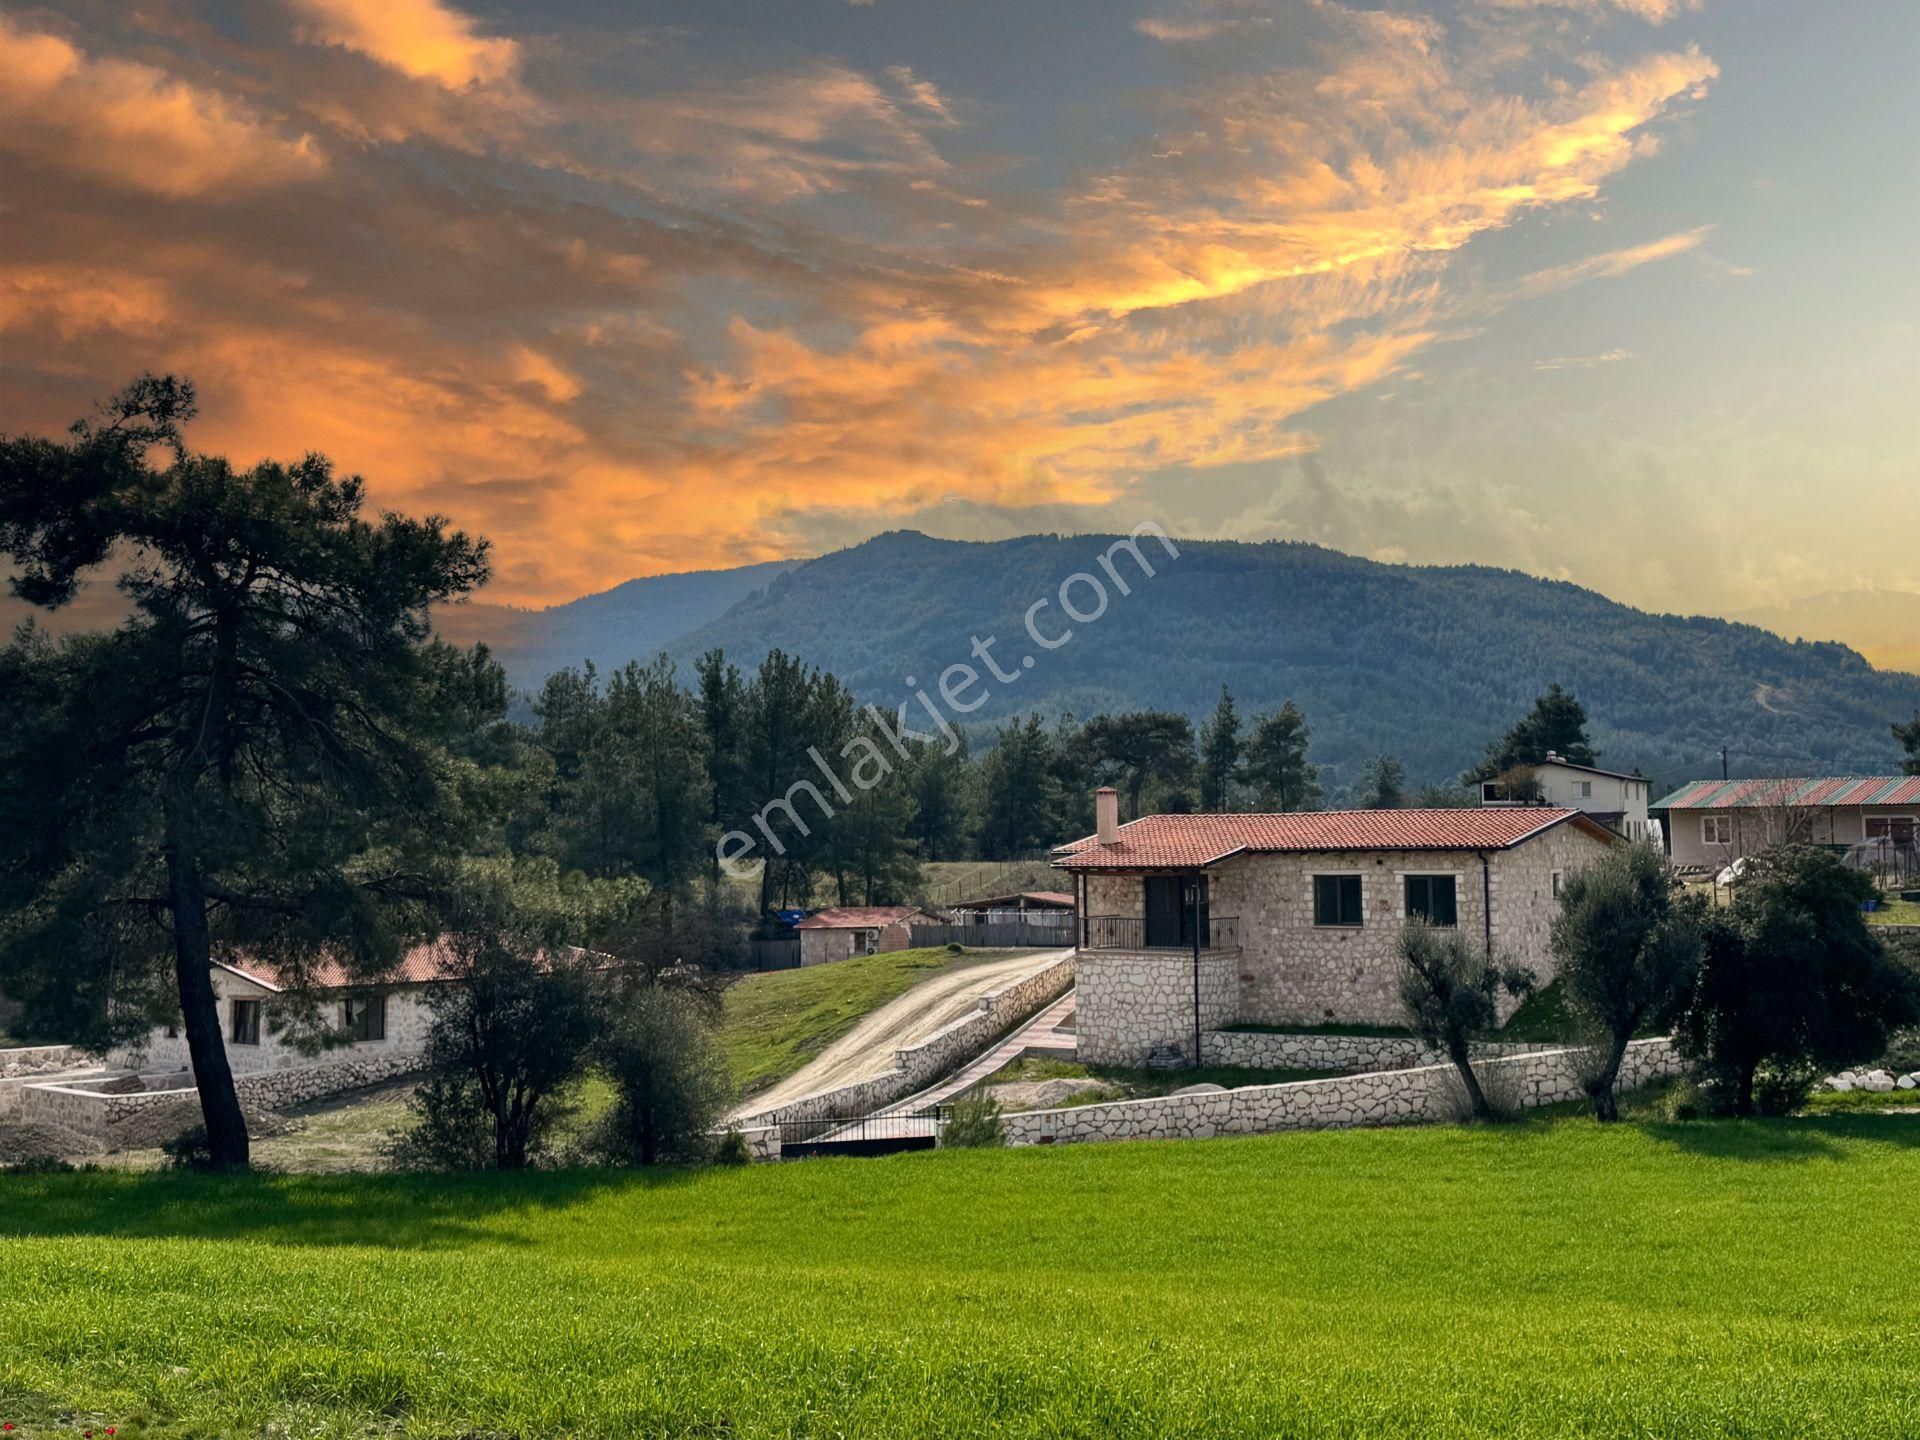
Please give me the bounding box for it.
[1,0,1915,664]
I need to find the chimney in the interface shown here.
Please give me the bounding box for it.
[1095,786,1119,844]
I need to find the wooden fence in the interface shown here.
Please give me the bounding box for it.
[908,922,1075,950]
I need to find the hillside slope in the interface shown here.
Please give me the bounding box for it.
[662,532,1920,789]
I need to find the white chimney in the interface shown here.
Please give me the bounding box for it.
[1095,786,1119,844]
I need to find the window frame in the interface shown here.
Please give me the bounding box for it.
[1701,814,1733,846]
[1864,816,1916,846]
[1402,872,1460,928]
[1551,869,1565,899]
[343,993,387,1044]
[1312,873,1364,928]
[229,998,262,1047]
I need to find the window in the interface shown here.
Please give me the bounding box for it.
[1702,815,1733,846]
[1578,781,1593,799]
[1865,817,1916,847]
[343,994,387,1043]
[229,999,262,1046]
[1551,870,1565,899]
[1404,874,1458,927]
[1313,874,1364,927]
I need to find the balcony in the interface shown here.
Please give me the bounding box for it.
[1081,914,1241,954]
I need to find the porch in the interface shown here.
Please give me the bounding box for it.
[1079,912,1241,955]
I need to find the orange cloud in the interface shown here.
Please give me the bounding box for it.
[287,0,518,89]
[0,15,324,198]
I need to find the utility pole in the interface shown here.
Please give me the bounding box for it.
[1721,746,1728,781]
[1191,876,1202,1068]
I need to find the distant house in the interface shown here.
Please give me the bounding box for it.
[793,906,942,966]
[949,891,1076,932]
[112,940,457,1076]
[1654,775,1920,870]
[1479,752,1655,843]
[1053,787,1616,1064]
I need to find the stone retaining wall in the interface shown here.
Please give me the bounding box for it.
[0,1045,86,1080]
[739,952,1075,1128]
[1877,925,1919,964]
[18,1050,424,1147]
[1201,1029,1564,1073]
[1002,1038,1683,1147]
[1074,952,1237,1066]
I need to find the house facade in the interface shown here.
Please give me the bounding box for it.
[793,906,941,966]
[1480,752,1655,842]
[1054,789,1616,1064]
[1654,775,1920,869]
[111,944,449,1075]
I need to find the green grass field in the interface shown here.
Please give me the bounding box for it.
[2,1116,1916,1438]
[716,946,1020,1098]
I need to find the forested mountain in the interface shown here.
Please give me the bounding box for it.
[476,531,1920,794]
[434,559,798,693]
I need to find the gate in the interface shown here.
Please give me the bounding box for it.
[778,1108,946,1159]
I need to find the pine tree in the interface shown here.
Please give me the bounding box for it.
[1242,701,1321,811]
[1895,713,1920,776]
[1466,683,1598,782]
[1355,755,1408,810]
[1199,685,1243,812]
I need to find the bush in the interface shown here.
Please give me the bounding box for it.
[711,1128,754,1166]
[1880,1027,1920,1073]
[590,985,736,1166]
[161,1124,214,1170]
[940,1093,1004,1148]
[1750,1059,1822,1117]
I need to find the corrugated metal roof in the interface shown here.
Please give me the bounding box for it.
[1053,808,1605,871]
[794,906,932,929]
[1652,776,1920,809]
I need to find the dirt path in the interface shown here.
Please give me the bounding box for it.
[732,948,1071,1119]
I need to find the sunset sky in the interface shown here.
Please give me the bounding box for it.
[2,0,1915,662]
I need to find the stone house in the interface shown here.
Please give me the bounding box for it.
[110,941,455,1075]
[1053,788,1617,1064]
[1654,775,1920,871]
[793,906,943,966]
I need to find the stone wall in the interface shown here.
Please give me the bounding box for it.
[1074,952,1237,1065]
[18,1049,424,1147]
[1878,925,1920,965]
[0,1044,87,1080]
[738,951,1075,1127]
[1002,1038,1683,1147]
[1200,1029,1564,1072]
[114,976,434,1075]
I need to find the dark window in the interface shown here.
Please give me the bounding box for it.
[1404,874,1458,927]
[343,994,387,1043]
[229,998,262,1046]
[1314,874,1363,927]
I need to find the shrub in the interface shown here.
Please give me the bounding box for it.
[161,1124,213,1170]
[391,934,598,1170]
[941,1093,1005,1148]
[711,1128,754,1166]
[1880,1027,1920,1073]
[590,985,736,1166]
[1750,1059,1822,1117]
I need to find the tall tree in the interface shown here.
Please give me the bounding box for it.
[904,731,973,862]
[1896,712,1920,776]
[0,377,490,1169]
[1079,710,1195,820]
[1198,686,1243,812]
[978,714,1060,858]
[1241,701,1320,812]
[1354,755,1408,810]
[695,649,750,839]
[1549,843,1703,1120]
[1467,683,1598,782]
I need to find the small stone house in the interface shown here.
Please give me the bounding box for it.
[1053,788,1617,1064]
[111,941,454,1075]
[793,906,942,966]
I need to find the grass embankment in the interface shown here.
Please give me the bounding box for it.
[2,1118,1916,1438]
[716,946,1021,1099]
[982,1054,1338,1108]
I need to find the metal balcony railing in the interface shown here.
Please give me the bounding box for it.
[1081,914,1240,952]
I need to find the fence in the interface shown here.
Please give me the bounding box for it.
[777,1107,946,1158]
[741,938,801,971]
[909,922,1073,949]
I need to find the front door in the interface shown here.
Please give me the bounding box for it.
[1144,876,1183,948]
[1143,875,1209,948]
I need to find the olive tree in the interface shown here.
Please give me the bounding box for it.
[1397,922,1534,1121]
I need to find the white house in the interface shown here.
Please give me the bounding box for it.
[1053,787,1617,1064]
[1654,775,1920,870]
[1480,752,1655,842]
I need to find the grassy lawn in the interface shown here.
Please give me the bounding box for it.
[717,946,1021,1099]
[1864,896,1920,925]
[2,1117,1916,1437]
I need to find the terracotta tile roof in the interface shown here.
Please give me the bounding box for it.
[1652,777,1920,810]
[1053,808,1605,871]
[216,937,596,992]
[793,906,932,930]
